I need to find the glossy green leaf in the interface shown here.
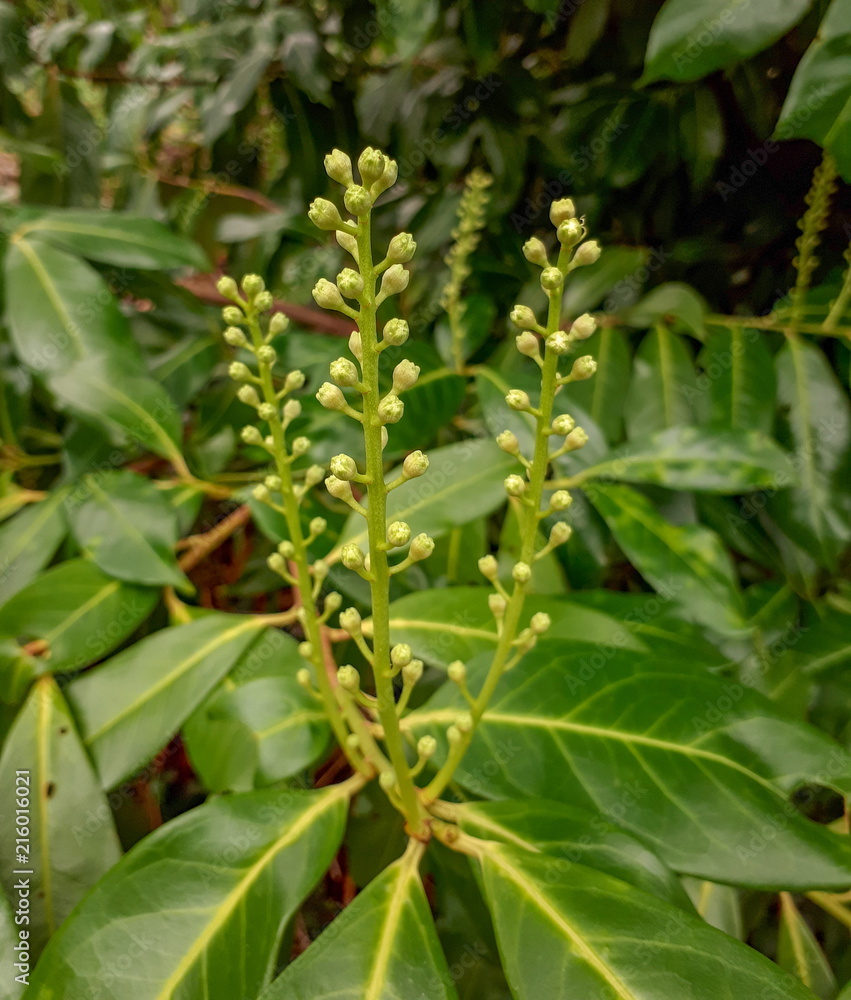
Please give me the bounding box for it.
[565,326,632,443]
[683,878,744,938]
[335,439,515,558]
[778,892,837,998]
[454,799,692,909]
[27,786,350,1000]
[624,326,698,437]
[263,847,459,1000]
[574,426,794,493]
[0,889,25,1000]
[0,559,158,675]
[3,238,138,375]
[387,367,467,453]
[410,644,851,888]
[563,246,650,316]
[0,490,68,605]
[775,0,851,181]
[49,356,184,465]
[0,677,121,960]
[698,327,777,433]
[479,847,817,1000]
[587,481,747,634]
[626,282,707,339]
[791,608,851,677]
[66,470,190,591]
[183,629,331,792]
[67,613,264,788]
[13,210,208,269]
[643,0,813,84]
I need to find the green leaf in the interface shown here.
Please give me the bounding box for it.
[434,294,497,369]
[0,559,158,674]
[183,629,331,792]
[50,357,185,466]
[387,367,467,454]
[0,490,68,605]
[0,890,25,1000]
[66,470,190,591]
[3,238,139,375]
[682,879,743,938]
[698,327,777,433]
[587,482,746,635]
[563,246,650,316]
[642,0,814,84]
[262,847,459,1000]
[789,607,851,677]
[479,847,817,1000]
[454,800,692,909]
[624,326,698,438]
[335,439,515,558]
[574,426,794,493]
[626,282,707,339]
[0,677,121,960]
[66,613,265,788]
[775,0,851,181]
[410,644,851,888]
[12,210,208,270]
[778,892,837,998]
[563,327,632,444]
[27,786,350,999]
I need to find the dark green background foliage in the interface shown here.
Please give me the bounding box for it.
[1,0,851,997]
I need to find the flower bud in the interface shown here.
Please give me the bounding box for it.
[379,769,397,791]
[382,318,409,346]
[522,237,549,267]
[324,591,342,615]
[417,735,437,759]
[386,232,417,264]
[489,593,506,617]
[309,516,327,536]
[392,359,420,392]
[298,641,314,660]
[267,552,286,574]
[270,312,290,336]
[253,484,270,502]
[545,331,571,355]
[312,278,346,311]
[316,382,347,411]
[291,436,310,456]
[478,554,498,581]
[541,267,563,291]
[409,533,435,561]
[257,403,276,421]
[254,289,272,311]
[372,157,398,196]
[552,413,575,435]
[504,474,526,498]
[241,425,263,445]
[330,453,358,480]
[284,370,305,393]
[341,543,366,571]
[339,607,362,636]
[324,148,353,186]
[336,268,364,299]
[222,306,244,325]
[237,385,260,407]
[337,665,360,692]
[391,643,413,668]
[565,427,589,450]
[308,198,347,231]
[381,427,389,450]
[217,275,239,300]
[278,540,295,559]
[506,389,531,411]
[515,331,540,358]
[358,147,387,185]
[379,264,410,298]
[573,240,601,266]
[325,475,353,501]
[447,660,466,683]
[256,345,276,364]
[455,711,474,734]
[283,398,302,423]
[224,326,247,347]
[551,489,573,511]
[512,561,532,585]
[402,658,424,685]
[337,231,359,258]
[344,184,373,215]
[557,218,583,246]
[403,450,429,478]
[304,465,325,488]
[447,724,463,746]
[349,330,363,361]
[496,430,520,455]
[570,313,596,340]
[330,357,359,387]
[530,612,551,635]
[241,274,264,297]
[296,667,312,689]
[570,356,597,381]
[387,521,411,547]
[264,474,282,491]
[378,393,404,424]
[229,361,252,382]
[550,198,575,226]
[510,304,537,329]
[550,521,573,546]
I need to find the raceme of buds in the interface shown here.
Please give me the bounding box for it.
[573,240,601,266]
[309,198,348,232]
[522,237,549,267]
[382,318,409,346]
[379,264,410,299]
[403,450,429,478]
[506,389,531,412]
[330,454,358,481]
[510,305,538,329]
[387,521,411,547]
[409,533,435,562]
[516,331,540,359]
[570,313,596,340]
[324,149,354,187]
[392,360,420,393]
[378,393,404,424]
[316,382,347,411]
[313,279,347,312]
[386,232,417,264]
[570,356,597,381]
[550,198,575,226]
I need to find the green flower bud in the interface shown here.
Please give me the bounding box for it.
[505,474,526,497]
[269,312,290,336]
[510,304,537,329]
[570,356,597,381]
[386,232,417,264]
[512,561,532,585]
[304,464,325,488]
[264,474,282,491]
[256,345,276,365]
[551,489,573,511]
[325,475,354,501]
[312,278,346,311]
[283,398,302,423]
[358,147,387,185]
[573,240,601,266]
[222,306,244,325]
[545,331,571,355]
[337,665,360,692]
[341,543,365,571]
[552,413,575,435]
[447,724,463,746]
[284,370,306,393]
[216,275,239,300]
[309,516,327,536]
[296,667,312,689]
[339,607,362,636]
[409,533,435,562]
[372,157,398,196]
[223,326,247,347]
[253,483,270,502]
[506,389,531,411]
[455,711,474,733]
[530,612,551,635]
[541,267,563,291]
[257,403,276,421]
[330,357,359,387]
[379,264,409,298]
[324,148,354,186]
[382,318,409,346]
[241,425,263,445]
[349,330,363,361]
[316,382,347,410]
[378,393,404,424]
[267,552,286,575]
[417,735,437,759]
[402,658,424,685]
[403,450,429,478]
[242,274,264,297]
[570,313,597,340]
[344,184,373,215]
[488,593,506,617]
[309,198,347,231]
[557,218,583,246]
[549,198,576,226]
[496,430,520,455]
[550,521,573,546]
[324,591,342,615]
[478,554,499,581]
[237,385,260,407]
[337,230,359,258]
[278,540,295,558]
[565,427,589,450]
[447,660,466,683]
[522,237,549,266]
[379,769,398,791]
[391,643,413,668]
[516,331,540,358]
[292,436,310,456]
[336,268,364,299]
[392,359,420,393]
[387,520,411,547]
[229,361,252,382]
[330,453,358,480]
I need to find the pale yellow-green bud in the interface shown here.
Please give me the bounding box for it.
[291,436,310,456]
[570,356,597,381]
[264,474,282,491]
[256,344,276,365]
[379,264,410,298]
[378,393,404,424]
[309,516,327,536]
[325,475,354,501]
[241,425,263,446]
[510,304,537,329]
[278,540,295,559]
[386,232,417,264]
[269,312,290,336]
[541,267,563,291]
[349,329,363,361]
[224,326,247,347]
[344,184,373,215]
[312,278,346,311]
[550,521,573,546]
[336,230,359,259]
[253,483,270,502]
[565,427,589,450]
[257,402,276,421]
[546,331,571,355]
[403,450,429,478]
[447,724,463,746]
[267,552,286,575]
[324,148,354,186]
[387,521,411,547]
[341,543,366,571]
[506,389,531,412]
[222,305,244,325]
[496,430,520,455]
[337,665,360,692]
[304,464,325,489]
[522,237,549,267]
[324,591,342,615]
[358,147,387,186]
[447,660,466,683]
[241,273,264,297]
[382,318,409,346]
[573,240,601,266]
[379,769,397,791]
[283,398,302,423]
[488,593,506,617]
[336,268,364,299]
[254,289,272,312]
[551,489,573,511]
[308,198,347,231]
[516,331,540,358]
[392,359,420,393]
[216,275,239,300]
[391,643,413,668]
[330,357,359,387]
[417,735,437,759]
[284,370,305,393]
[478,554,499,581]
[372,157,398,196]
[296,667,312,689]
[557,218,583,246]
[298,641,314,660]
[513,561,532,585]
[570,313,597,340]
[505,474,526,498]
[316,382,347,411]
[550,198,576,226]
[237,385,260,407]
[409,533,435,562]
[455,711,474,734]
[229,361,252,382]
[330,453,358,481]
[339,607,362,636]
[530,612,551,635]
[402,658,424,685]
[552,413,575,435]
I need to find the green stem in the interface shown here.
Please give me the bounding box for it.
[823,244,851,334]
[356,213,428,836]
